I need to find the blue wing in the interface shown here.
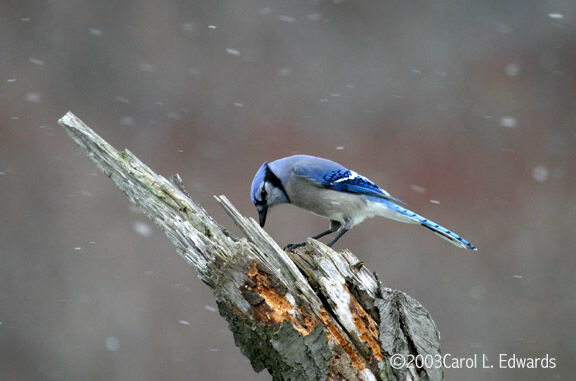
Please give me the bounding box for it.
[291,157,405,204]
[321,169,406,204]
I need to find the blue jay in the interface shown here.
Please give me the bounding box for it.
[250,155,477,250]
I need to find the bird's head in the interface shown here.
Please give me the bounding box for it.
[250,161,290,227]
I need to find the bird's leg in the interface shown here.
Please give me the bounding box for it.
[284,220,341,250]
[325,228,349,247]
[325,219,352,247]
[312,220,341,240]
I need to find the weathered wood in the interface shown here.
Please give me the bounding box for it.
[58,111,443,381]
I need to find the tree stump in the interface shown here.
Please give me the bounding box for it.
[58,111,442,381]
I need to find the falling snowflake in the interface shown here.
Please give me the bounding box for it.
[532,165,549,183]
[26,93,41,103]
[410,185,426,194]
[89,28,103,36]
[500,117,517,128]
[505,63,520,76]
[134,221,152,237]
[105,337,120,352]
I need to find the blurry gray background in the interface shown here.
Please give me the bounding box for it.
[2,1,575,380]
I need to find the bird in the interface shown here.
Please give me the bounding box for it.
[250,154,477,251]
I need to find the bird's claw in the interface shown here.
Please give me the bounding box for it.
[283,242,306,251]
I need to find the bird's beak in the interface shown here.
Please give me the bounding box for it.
[258,206,268,227]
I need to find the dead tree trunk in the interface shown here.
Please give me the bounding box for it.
[58,111,443,381]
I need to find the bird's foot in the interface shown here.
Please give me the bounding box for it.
[283,242,306,251]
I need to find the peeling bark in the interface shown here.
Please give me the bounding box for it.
[58,111,443,381]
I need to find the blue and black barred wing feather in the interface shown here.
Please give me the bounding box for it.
[319,169,406,204]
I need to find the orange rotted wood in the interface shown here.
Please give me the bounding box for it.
[318,308,368,371]
[243,260,316,335]
[346,285,383,363]
[242,260,383,375]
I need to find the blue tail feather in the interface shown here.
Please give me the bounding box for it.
[386,203,477,250]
